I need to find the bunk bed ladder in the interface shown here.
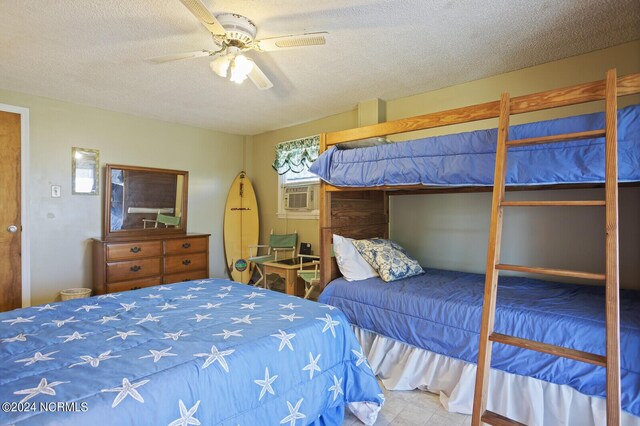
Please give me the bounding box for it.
[471,69,621,426]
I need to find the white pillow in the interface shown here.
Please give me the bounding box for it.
[333,234,379,281]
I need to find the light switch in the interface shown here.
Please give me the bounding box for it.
[51,185,61,198]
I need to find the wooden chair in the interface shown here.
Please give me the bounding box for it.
[248,231,297,288]
[297,254,320,299]
[142,211,181,229]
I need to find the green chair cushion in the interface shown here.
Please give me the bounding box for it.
[298,271,320,283]
[248,254,276,264]
[157,213,181,226]
[269,233,297,249]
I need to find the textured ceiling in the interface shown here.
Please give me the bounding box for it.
[1,0,639,135]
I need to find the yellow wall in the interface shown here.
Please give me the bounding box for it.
[388,41,640,289]
[0,90,246,305]
[386,40,640,134]
[5,40,638,304]
[250,40,640,288]
[249,110,358,253]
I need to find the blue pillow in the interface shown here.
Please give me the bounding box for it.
[352,238,424,282]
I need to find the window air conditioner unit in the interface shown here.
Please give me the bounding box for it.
[284,185,313,210]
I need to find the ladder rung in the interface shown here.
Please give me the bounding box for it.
[501,200,605,207]
[495,264,605,281]
[490,332,607,367]
[506,129,605,147]
[481,410,526,426]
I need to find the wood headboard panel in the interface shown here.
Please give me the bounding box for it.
[319,187,389,287]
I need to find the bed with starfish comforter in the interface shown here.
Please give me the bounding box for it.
[0,279,383,426]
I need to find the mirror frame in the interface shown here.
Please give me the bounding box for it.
[103,164,189,240]
[72,147,100,195]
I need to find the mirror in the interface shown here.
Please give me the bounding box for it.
[104,164,188,239]
[72,147,99,195]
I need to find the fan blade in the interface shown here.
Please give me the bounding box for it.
[248,62,273,90]
[145,50,212,64]
[256,32,328,52]
[179,0,226,36]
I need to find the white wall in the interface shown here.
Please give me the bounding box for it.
[0,89,246,305]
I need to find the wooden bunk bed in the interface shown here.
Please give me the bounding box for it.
[316,69,640,426]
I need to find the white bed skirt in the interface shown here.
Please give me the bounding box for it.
[353,326,640,426]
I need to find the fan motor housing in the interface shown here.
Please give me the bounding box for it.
[216,13,257,47]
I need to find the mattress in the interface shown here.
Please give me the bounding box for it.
[0,279,383,425]
[318,269,640,416]
[310,104,640,187]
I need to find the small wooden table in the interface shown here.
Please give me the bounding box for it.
[263,258,317,297]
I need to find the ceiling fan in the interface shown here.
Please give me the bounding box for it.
[147,0,329,90]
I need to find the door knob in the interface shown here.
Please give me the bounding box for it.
[7,225,18,233]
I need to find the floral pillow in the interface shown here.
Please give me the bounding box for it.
[351,238,424,282]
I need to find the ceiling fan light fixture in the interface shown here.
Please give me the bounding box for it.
[229,55,254,84]
[156,3,328,91]
[210,55,231,77]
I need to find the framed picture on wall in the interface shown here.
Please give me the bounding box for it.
[72,147,100,195]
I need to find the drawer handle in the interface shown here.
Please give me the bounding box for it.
[131,286,142,290]
[130,265,142,272]
[182,259,192,266]
[130,246,142,253]
[182,279,190,282]
[182,243,191,249]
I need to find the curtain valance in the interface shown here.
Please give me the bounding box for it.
[272,135,320,175]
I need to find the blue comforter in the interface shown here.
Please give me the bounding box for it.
[0,279,383,425]
[319,269,640,417]
[310,104,640,187]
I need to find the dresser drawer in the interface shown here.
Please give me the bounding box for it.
[106,257,162,282]
[163,270,208,284]
[106,277,162,293]
[164,253,207,274]
[164,237,208,255]
[106,241,162,261]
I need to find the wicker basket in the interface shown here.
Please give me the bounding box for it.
[60,288,92,301]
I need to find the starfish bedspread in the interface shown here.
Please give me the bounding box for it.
[0,279,383,425]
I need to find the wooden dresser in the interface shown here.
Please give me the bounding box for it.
[92,233,210,295]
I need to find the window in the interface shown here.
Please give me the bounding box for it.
[277,174,319,219]
[273,135,320,220]
[280,167,319,185]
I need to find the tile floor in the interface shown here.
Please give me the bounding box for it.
[343,382,471,426]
